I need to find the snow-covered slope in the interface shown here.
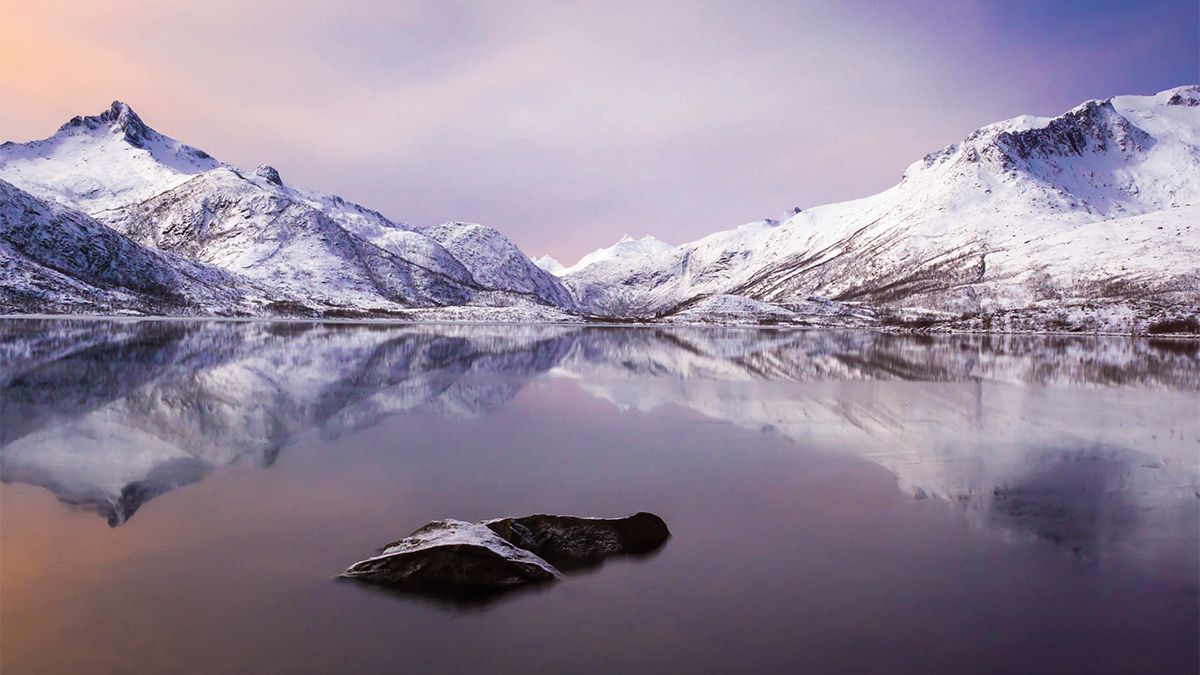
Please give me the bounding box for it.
[0,102,220,213]
[0,102,571,316]
[0,179,257,314]
[2,89,1197,331]
[561,86,1200,332]
[533,255,565,275]
[423,221,576,308]
[100,167,478,309]
[558,235,673,276]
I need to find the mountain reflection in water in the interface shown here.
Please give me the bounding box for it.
[1,318,1196,564]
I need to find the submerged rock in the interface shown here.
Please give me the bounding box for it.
[339,512,670,596]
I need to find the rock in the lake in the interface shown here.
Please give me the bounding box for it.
[339,512,670,594]
[484,512,671,571]
[339,519,561,592]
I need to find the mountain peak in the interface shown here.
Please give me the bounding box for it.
[58,99,153,148]
[990,96,1151,169]
[3,99,220,214]
[616,234,667,246]
[533,255,566,275]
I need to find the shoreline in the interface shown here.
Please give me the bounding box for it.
[2,312,1197,340]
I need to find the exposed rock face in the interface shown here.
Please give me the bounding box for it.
[994,99,1151,162]
[485,512,672,571]
[339,512,670,596]
[60,100,153,148]
[253,164,283,186]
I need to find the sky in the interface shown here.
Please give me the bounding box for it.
[1,0,1196,262]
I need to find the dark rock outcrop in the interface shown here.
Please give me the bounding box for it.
[254,164,283,186]
[340,519,561,592]
[338,512,670,597]
[485,512,671,571]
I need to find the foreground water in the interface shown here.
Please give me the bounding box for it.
[1,319,1197,673]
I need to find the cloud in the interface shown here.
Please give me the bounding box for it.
[1,0,1195,261]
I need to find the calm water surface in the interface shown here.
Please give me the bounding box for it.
[1,319,1197,673]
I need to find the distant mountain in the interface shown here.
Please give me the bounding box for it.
[423,221,577,309]
[0,102,574,318]
[558,234,674,276]
[558,86,1200,333]
[1,89,1198,332]
[532,255,566,275]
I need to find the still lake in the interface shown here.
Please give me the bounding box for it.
[1,319,1197,673]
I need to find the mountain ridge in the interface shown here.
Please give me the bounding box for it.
[0,101,575,317]
[1,88,1197,333]
[555,85,1199,333]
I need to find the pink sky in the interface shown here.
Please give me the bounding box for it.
[1,0,1195,262]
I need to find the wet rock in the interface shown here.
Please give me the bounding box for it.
[485,512,671,571]
[339,512,670,595]
[339,519,560,592]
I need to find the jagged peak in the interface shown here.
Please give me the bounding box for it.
[533,254,565,273]
[58,100,154,148]
[914,93,1156,180]
[254,164,283,186]
[1065,96,1113,116]
[992,97,1151,164]
[1162,85,1200,107]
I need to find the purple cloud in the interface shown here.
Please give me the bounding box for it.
[1,0,1194,260]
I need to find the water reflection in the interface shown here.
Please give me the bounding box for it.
[1,319,1197,560]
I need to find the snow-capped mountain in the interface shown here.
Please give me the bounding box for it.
[1,88,1198,332]
[0,179,261,314]
[558,234,674,276]
[0,102,575,317]
[551,235,675,313]
[532,255,566,275]
[0,101,221,213]
[558,86,1200,332]
[423,221,577,309]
